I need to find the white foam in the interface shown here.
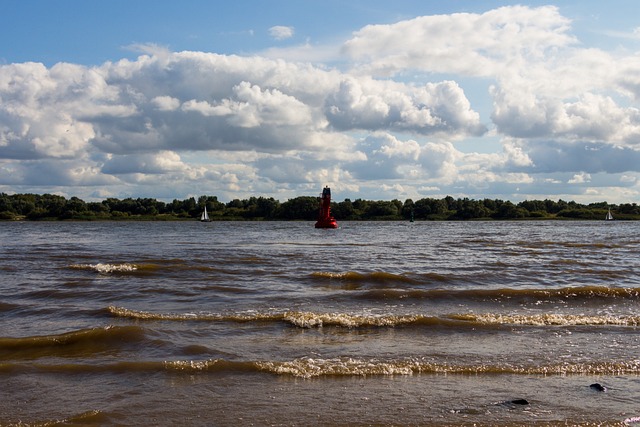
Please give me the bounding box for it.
[71,263,138,274]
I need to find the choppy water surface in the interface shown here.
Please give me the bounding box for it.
[1,220,640,426]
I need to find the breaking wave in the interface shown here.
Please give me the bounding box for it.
[254,357,640,378]
[283,311,435,328]
[107,306,283,322]
[107,306,451,328]
[70,263,139,274]
[6,357,640,379]
[452,313,640,326]
[107,306,640,329]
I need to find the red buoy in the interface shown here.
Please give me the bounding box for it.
[314,186,338,228]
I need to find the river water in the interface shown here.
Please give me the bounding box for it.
[1,220,640,426]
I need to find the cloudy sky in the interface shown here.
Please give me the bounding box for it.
[2,0,640,203]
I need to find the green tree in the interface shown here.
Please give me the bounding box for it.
[453,198,491,219]
[401,199,415,219]
[351,199,369,217]
[364,200,399,219]
[88,202,110,216]
[493,201,528,219]
[334,198,357,219]
[279,196,319,220]
[618,203,639,215]
[254,197,280,219]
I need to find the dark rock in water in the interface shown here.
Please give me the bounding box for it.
[495,398,530,407]
[590,383,607,392]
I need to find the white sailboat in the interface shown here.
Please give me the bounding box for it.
[200,206,211,222]
[605,208,614,221]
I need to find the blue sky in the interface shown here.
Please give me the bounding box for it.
[2,1,640,203]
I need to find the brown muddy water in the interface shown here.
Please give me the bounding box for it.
[1,220,640,426]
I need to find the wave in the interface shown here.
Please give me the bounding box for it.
[356,285,640,302]
[107,306,283,322]
[0,326,145,360]
[309,271,640,301]
[107,306,455,328]
[0,302,21,313]
[283,311,435,328]
[310,271,420,285]
[4,357,640,379]
[69,263,140,274]
[107,306,640,329]
[507,240,624,250]
[254,357,640,378]
[452,313,640,326]
[288,311,640,328]
[68,260,238,276]
[7,409,108,427]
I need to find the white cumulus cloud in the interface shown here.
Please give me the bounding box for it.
[269,26,295,40]
[2,5,640,203]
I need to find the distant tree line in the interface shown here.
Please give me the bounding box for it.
[0,192,638,221]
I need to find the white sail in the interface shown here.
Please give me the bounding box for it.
[606,208,613,221]
[200,206,210,221]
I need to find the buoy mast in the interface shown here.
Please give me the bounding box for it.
[314,186,338,228]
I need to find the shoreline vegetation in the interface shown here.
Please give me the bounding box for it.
[0,193,638,221]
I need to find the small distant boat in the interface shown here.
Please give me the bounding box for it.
[200,206,211,222]
[605,208,614,221]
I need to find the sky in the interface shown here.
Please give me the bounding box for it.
[2,1,640,204]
